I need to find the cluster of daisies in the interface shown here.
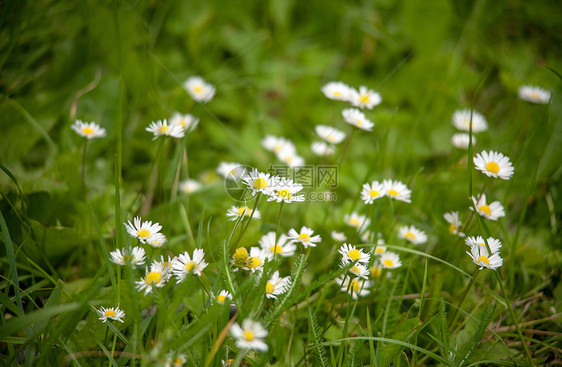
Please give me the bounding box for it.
[146,113,199,140]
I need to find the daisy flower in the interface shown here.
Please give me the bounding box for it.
[344,212,371,233]
[465,236,502,255]
[361,180,386,204]
[232,247,250,268]
[342,108,374,131]
[380,252,402,269]
[136,262,172,295]
[124,217,163,244]
[518,85,551,104]
[216,290,232,305]
[156,255,175,271]
[259,232,296,257]
[217,162,247,180]
[443,211,464,236]
[165,353,186,367]
[267,177,305,203]
[451,109,488,133]
[179,179,202,195]
[169,112,199,133]
[338,243,370,264]
[110,246,146,266]
[471,194,505,221]
[338,277,371,299]
[451,133,476,149]
[373,245,387,255]
[331,231,347,242]
[347,263,370,279]
[398,225,427,245]
[348,86,382,109]
[146,119,185,140]
[311,141,335,156]
[226,205,261,221]
[145,233,167,248]
[370,264,382,278]
[244,247,272,273]
[96,306,125,323]
[473,150,514,180]
[71,120,106,140]
[242,168,278,196]
[262,135,296,155]
[466,239,503,270]
[321,81,353,101]
[315,125,346,144]
[172,249,208,281]
[230,319,268,352]
[277,147,305,167]
[287,226,322,248]
[383,179,412,203]
[183,76,215,103]
[265,271,291,299]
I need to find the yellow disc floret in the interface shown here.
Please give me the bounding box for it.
[485,161,500,174]
[479,205,492,216]
[145,271,162,285]
[253,178,268,189]
[347,249,361,261]
[265,282,274,294]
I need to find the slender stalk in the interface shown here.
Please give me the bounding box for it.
[232,193,261,250]
[274,202,284,256]
[80,139,89,198]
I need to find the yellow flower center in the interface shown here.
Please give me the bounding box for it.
[351,265,361,274]
[449,223,457,234]
[356,119,362,126]
[383,259,394,267]
[274,144,283,153]
[137,229,150,238]
[265,282,274,294]
[463,118,472,129]
[248,256,261,269]
[529,91,540,100]
[369,190,379,198]
[478,242,486,247]
[278,189,291,199]
[477,256,490,265]
[328,135,336,142]
[184,261,196,272]
[387,189,399,197]
[485,161,500,174]
[347,249,361,261]
[374,247,385,254]
[237,207,248,216]
[179,119,187,128]
[244,330,255,341]
[359,95,370,103]
[174,358,183,366]
[348,218,360,227]
[217,295,226,304]
[370,266,381,278]
[270,244,283,254]
[160,125,168,133]
[145,271,162,285]
[233,247,249,264]
[405,232,416,240]
[194,86,203,93]
[298,233,310,242]
[162,261,172,269]
[284,156,294,163]
[350,279,360,292]
[253,177,268,189]
[82,127,94,135]
[479,205,492,216]
[333,91,342,96]
[104,310,117,317]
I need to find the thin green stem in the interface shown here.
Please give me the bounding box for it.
[80,140,88,198]
[232,193,261,250]
[274,202,284,257]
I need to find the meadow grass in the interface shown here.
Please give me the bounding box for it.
[1,0,561,366]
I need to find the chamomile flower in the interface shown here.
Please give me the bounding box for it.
[398,225,427,245]
[315,125,346,144]
[156,255,175,271]
[311,141,335,156]
[146,233,167,248]
[344,212,371,233]
[124,217,163,244]
[321,81,353,101]
[451,109,488,133]
[183,76,215,103]
[338,243,370,264]
[242,168,277,196]
[361,181,385,204]
[232,247,250,268]
[244,247,272,273]
[348,86,382,109]
[379,252,402,269]
[71,120,106,140]
[226,205,261,221]
[383,179,412,203]
[216,290,232,305]
[342,108,374,131]
[265,271,291,299]
[97,306,125,323]
[268,177,305,203]
[110,246,146,266]
[287,226,322,248]
[259,232,296,257]
[338,277,371,299]
[146,119,185,140]
[471,194,505,221]
[262,135,296,155]
[452,133,476,149]
[178,179,202,195]
[466,240,503,270]
[217,162,247,180]
[518,85,551,104]
[230,319,269,352]
[169,112,199,133]
[443,211,464,236]
[473,151,514,180]
[331,231,347,242]
[465,236,502,255]
[172,249,208,281]
[136,262,172,295]
[348,263,369,279]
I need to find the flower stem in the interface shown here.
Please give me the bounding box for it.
[80,139,88,198]
[274,202,284,257]
[232,193,261,249]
